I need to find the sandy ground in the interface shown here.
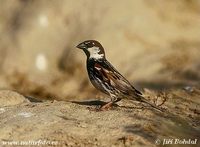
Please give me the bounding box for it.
[0,89,199,147]
[0,1,200,147]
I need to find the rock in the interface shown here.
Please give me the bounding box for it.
[0,89,200,146]
[0,90,28,107]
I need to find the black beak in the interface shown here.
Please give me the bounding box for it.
[76,42,87,50]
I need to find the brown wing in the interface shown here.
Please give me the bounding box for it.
[94,61,142,98]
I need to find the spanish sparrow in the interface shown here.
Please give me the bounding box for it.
[76,40,162,111]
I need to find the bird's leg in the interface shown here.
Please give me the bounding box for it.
[99,94,119,111]
[99,101,114,111]
[114,98,121,103]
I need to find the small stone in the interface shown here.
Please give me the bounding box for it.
[0,90,27,107]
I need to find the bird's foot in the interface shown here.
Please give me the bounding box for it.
[87,101,114,111]
[99,101,114,111]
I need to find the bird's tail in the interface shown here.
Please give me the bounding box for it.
[136,95,164,112]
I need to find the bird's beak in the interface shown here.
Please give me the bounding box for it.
[76,42,87,50]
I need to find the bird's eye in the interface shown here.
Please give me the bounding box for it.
[85,42,90,45]
[85,42,93,47]
[85,42,95,48]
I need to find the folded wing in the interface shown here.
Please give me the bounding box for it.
[94,60,142,99]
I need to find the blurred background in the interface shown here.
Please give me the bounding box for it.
[0,0,200,101]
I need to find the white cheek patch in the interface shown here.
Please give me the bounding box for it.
[88,46,104,59]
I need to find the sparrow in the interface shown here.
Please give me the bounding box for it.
[76,40,163,111]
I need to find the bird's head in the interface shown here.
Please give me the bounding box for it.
[76,40,105,60]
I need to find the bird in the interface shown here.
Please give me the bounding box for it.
[76,40,163,111]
